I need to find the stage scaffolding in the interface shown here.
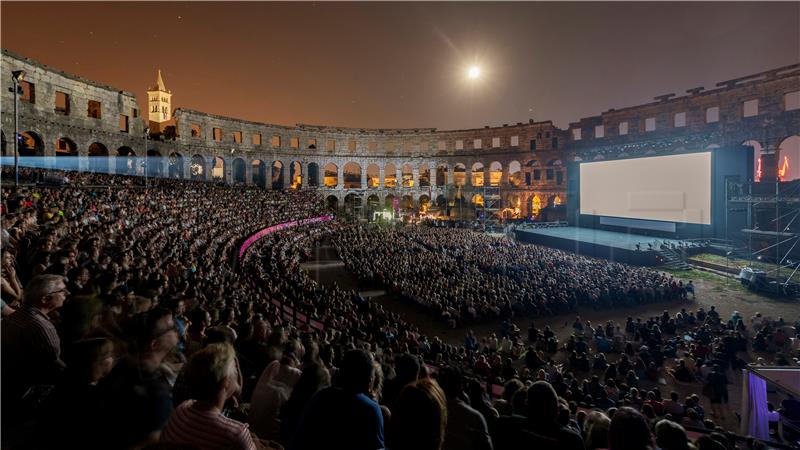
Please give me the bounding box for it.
[726,179,800,292]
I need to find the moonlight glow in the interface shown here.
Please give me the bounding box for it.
[467,66,481,79]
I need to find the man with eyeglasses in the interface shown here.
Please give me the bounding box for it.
[1,274,70,437]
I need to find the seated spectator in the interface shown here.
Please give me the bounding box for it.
[663,391,685,417]
[1,274,69,430]
[248,360,290,440]
[279,363,331,445]
[98,307,179,449]
[35,337,116,449]
[161,342,258,450]
[388,378,448,450]
[655,419,690,450]
[289,349,384,450]
[583,411,611,450]
[608,407,654,450]
[436,367,493,450]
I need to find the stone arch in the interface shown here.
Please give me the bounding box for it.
[471,162,485,187]
[506,193,522,219]
[531,194,543,217]
[418,194,430,212]
[436,164,448,186]
[212,156,226,181]
[55,137,79,171]
[191,154,206,180]
[323,163,338,188]
[326,195,339,212]
[367,163,380,188]
[401,194,414,211]
[20,131,44,157]
[385,194,396,211]
[89,142,108,173]
[343,162,362,189]
[232,157,246,184]
[147,149,163,177]
[508,160,522,187]
[778,136,800,181]
[419,163,431,187]
[489,161,503,187]
[290,160,302,189]
[366,194,381,218]
[384,163,397,188]
[168,152,184,179]
[251,159,266,186]
[742,140,764,181]
[271,160,284,189]
[117,146,136,175]
[307,162,320,187]
[402,163,414,187]
[344,193,363,218]
[453,163,467,187]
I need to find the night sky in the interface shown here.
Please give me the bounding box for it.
[2,2,798,130]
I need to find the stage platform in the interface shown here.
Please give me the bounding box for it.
[514,226,684,266]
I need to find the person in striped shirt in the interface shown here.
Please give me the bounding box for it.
[161,342,258,450]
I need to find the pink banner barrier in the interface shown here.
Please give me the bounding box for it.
[238,215,333,261]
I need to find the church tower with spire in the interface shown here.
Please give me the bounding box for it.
[147,69,172,125]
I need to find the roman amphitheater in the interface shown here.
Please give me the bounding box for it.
[2,49,798,220]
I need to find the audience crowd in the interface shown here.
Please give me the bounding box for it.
[1,168,798,450]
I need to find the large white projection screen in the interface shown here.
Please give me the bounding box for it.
[580,152,711,225]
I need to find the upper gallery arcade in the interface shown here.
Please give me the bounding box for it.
[1,49,798,218]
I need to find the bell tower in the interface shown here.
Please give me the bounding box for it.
[147,69,171,124]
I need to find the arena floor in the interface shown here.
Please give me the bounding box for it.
[302,235,800,433]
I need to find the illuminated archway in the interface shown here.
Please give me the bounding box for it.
[742,140,764,181]
[343,162,362,189]
[212,156,226,181]
[367,164,380,188]
[531,195,542,217]
[326,195,339,212]
[453,163,466,187]
[419,164,431,187]
[385,194,396,211]
[20,131,44,157]
[471,162,485,187]
[508,160,522,187]
[55,137,79,171]
[489,161,502,186]
[290,160,302,189]
[147,149,163,177]
[367,194,380,219]
[402,164,414,187]
[436,164,448,186]
[401,195,414,211]
[418,194,430,213]
[323,163,338,188]
[190,154,205,180]
[384,163,397,188]
[778,136,800,181]
[271,161,284,189]
[472,193,484,207]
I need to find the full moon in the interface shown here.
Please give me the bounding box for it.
[467,66,481,79]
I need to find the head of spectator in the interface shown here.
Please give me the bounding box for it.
[23,274,70,314]
[184,343,240,408]
[335,349,375,394]
[609,406,654,450]
[583,411,611,450]
[388,378,448,450]
[65,337,116,384]
[526,381,559,426]
[435,366,465,401]
[129,307,179,369]
[655,419,689,450]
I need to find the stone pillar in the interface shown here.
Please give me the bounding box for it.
[484,167,491,187]
[301,163,309,189]
[379,167,385,187]
[281,160,289,189]
[465,166,473,187]
[182,157,191,180]
[412,168,419,189]
[361,168,368,189]
[244,160,253,185]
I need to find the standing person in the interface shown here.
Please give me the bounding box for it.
[161,343,258,450]
[289,349,384,450]
[1,274,69,434]
[705,365,729,419]
[388,378,448,450]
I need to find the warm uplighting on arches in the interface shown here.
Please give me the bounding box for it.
[778,136,800,181]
